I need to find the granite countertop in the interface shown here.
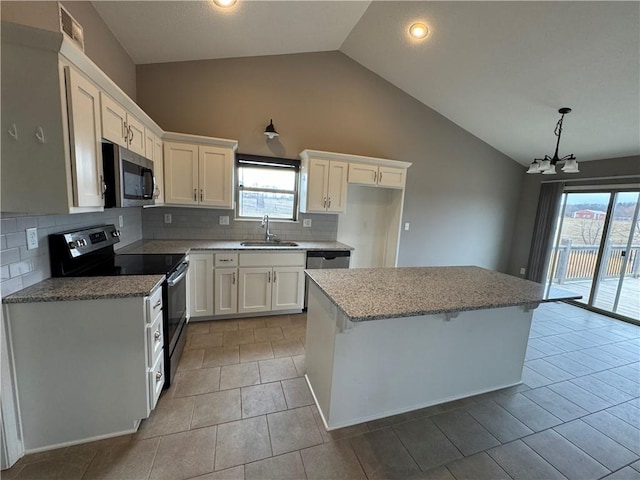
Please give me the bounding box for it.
[305,266,581,321]
[2,275,165,304]
[117,239,354,255]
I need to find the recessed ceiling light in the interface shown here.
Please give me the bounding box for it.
[409,23,429,40]
[213,0,237,8]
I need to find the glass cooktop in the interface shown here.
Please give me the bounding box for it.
[76,254,185,277]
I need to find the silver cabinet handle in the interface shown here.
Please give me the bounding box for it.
[273,271,277,283]
[123,122,128,142]
[379,171,382,182]
[156,371,163,381]
[328,197,332,208]
[374,171,378,183]
[267,271,271,283]
[154,300,162,308]
[154,330,161,340]
[128,126,133,143]
[200,189,203,202]
[232,272,236,285]
[194,189,197,201]
[323,197,327,208]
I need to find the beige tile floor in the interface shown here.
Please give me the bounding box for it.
[3,304,639,480]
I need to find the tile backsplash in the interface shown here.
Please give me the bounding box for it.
[1,206,338,297]
[142,207,338,242]
[0,208,142,297]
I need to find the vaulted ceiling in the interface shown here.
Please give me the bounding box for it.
[92,1,640,166]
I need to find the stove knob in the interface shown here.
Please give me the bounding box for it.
[112,230,121,238]
[78,239,87,247]
[68,241,78,249]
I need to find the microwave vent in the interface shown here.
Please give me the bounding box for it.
[59,5,85,52]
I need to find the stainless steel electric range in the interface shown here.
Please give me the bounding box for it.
[49,225,188,387]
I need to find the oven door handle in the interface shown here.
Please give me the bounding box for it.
[167,262,189,286]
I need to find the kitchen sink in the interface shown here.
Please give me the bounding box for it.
[240,241,299,247]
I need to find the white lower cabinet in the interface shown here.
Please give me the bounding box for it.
[237,253,306,314]
[188,251,306,318]
[4,286,164,451]
[189,253,214,317]
[214,268,238,315]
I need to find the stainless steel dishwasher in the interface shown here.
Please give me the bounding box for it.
[304,250,351,309]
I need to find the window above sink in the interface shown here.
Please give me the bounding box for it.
[236,154,300,221]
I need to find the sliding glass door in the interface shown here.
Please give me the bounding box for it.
[546,189,640,321]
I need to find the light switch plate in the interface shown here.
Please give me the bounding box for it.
[26,228,38,250]
[118,215,124,228]
[219,216,230,225]
[404,222,410,231]
[164,214,172,224]
[303,219,312,227]
[520,267,526,275]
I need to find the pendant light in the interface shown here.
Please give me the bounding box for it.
[527,107,578,174]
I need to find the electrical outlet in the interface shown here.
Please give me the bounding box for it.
[164,213,172,224]
[219,215,230,225]
[404,222,410,231]
[26,228,38,250]
[520,267,526,275]
[118,215,124,228]
[303,219,312,227]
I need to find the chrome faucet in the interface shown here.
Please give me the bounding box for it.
[262,214,276,242]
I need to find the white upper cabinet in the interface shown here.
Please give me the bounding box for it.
[199,145,234,207]
[162,133,238,208]
[300,157,348,213]
[99,93,146,156]
[164,142,199,205]
[348,163,406,189]
[1,23,163,214]
[299,150,411,215]
[65,66,104,208]
[152,135,165,204]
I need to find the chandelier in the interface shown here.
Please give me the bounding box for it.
[527,107,579,174]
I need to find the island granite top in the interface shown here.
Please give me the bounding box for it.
[117,239,353,255]
[2,275,165,304]
[305,266,581,321]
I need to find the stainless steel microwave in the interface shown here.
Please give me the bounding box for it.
[102,143,155,207]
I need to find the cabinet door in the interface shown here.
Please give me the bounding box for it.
[272,267,304,310]
[99,93,127,147]
[214,268,238,315]
[348,163,377,185]
[65,67,104,208]
[126,114,146,157]
[327,161,349,213]
[145,130,155,161]
[238,268,272,314]
[199,145,234,208]
[306,159,330,212]
[153,135,164,204]
[164,142,198,205]
[189,253,214,317]
[377,166,406,189]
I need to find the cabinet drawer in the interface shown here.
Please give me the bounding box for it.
[239,252,305,267]
[147,311,164,366]
[148,353,164,411]
[215,253,238,267]
[147,286,163,323]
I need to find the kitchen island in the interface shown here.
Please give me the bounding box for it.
[304,266,579,430]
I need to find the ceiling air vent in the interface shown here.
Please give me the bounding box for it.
[59,4,84,51]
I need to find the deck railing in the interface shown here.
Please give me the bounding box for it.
[549,243,640,284]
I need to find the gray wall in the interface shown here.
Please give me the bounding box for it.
[0,208,143,297]
[136,51,524,271]
[1,1,137,99]
[143,207,337,242]
[507,155,640,277]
